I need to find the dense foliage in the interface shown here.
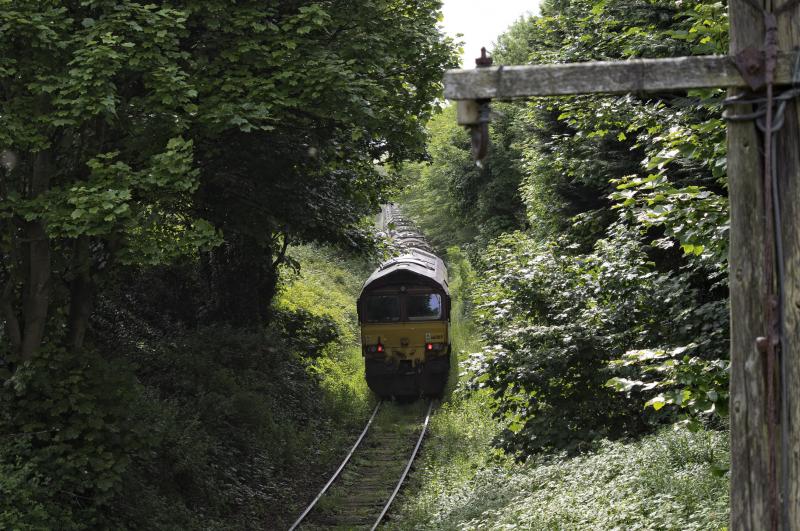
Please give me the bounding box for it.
[403,0,730,456]
[469,226,728,453]
[0,1,454,527]
[186,0,458,323]
[1,0,736,525]
[0,244,375,528]
[400,104,529,250]
[0,0,457,356]
[388,243,728,531]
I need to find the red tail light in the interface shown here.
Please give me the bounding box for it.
[426,343,433,351]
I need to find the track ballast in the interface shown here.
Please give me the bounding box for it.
[289,400,434,530]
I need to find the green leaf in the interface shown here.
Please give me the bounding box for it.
[646,395,666,411]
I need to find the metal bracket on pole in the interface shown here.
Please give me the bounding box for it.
[456,47,493,161]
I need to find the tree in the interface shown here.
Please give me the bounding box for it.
[179,0,458,324]
[0,2,217,358]
[0,0,459,352]
[420,0,731,454]
[493,0,728,250]
[400,103,529,251]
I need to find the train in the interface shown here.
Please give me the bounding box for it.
[357,205,451,399]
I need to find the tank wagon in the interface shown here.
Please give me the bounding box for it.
[357,205,451,398]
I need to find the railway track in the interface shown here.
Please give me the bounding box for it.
[289,400,434,530]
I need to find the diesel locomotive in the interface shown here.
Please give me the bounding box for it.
[357,205,451,398]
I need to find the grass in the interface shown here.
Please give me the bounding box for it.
[276,244,374,418]
[394,425,729,530]
[384,246,731,531]
[272,244,380,527]
[277,244,368,344]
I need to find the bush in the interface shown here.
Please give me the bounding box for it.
[0,347,146,529]
[468,225,724,455]
[388,246,730,530]
[110,326,339,528]
[108,243,375,528]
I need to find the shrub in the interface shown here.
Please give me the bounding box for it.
[468,225,723,455]
[0,347,146,529]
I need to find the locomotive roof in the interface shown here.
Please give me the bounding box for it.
[360,248,449,296]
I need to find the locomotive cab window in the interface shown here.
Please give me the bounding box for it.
[365,295,401,322]
[407,293,442,321]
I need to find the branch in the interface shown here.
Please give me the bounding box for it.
[272,231,291,269]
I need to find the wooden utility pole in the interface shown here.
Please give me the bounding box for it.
[727,0,800,527]
[444,0,800,528]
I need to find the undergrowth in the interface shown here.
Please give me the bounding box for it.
[0,244,374,529]
[391,422,729,530]
[275,244,373,420]
[387,245,730,531]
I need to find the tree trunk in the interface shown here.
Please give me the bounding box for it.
[728,0,800,528]
[19,150,52,360]
[1,276,22,353]
[66,236,93,351]
[0,172,22,353]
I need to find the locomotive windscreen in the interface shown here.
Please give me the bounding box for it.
[364,295,401,322]
[407,294,442,321]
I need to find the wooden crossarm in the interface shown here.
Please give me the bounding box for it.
[444,52,798,100]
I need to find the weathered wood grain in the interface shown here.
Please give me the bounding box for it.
[727,0,800,529]
[726,6,768,529]
[444,53,798,100]
[780,91,800,531]
[777,4,800,528]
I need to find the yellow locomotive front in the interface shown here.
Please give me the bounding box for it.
[358,249,451,398]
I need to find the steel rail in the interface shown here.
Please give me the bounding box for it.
[288,401,382,531]
[370,400,435,531]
